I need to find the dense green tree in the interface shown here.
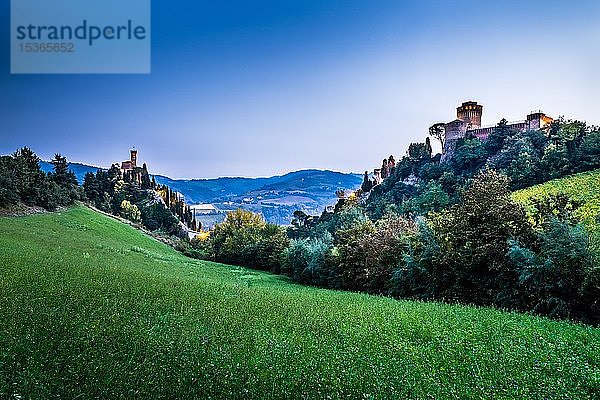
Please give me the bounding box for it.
[49,154,76,187]
[83,172,99,202]
[330,217,376,291]
[141,163,152,190]
[0,148,80,210]
[407,141,432,163]
[13,147,45,205]
[0,156,19,207]
[48,153,79,204]
[37,180,63,210]
[509,218,595,321]
[211,209,267,266]
[255,223,290,274]
[282,234,333,285]
[575,130,600,172]
[451,138,487,175]
[141,203,180,234]
[404,170,532,304]
[484,118,514,154]
[120,200,142,223]
[400,181,449,215]
[210,209,288,272]
[540,144,571,180]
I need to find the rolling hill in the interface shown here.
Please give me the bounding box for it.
[154,169,361,203]
[513,168,600,252]
[0,206,598,398]
[39,161,361,225]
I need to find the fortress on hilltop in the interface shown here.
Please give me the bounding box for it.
[436,101,553,161]
[120,148,144,184]
[121,148,138,171]
[360,101,555,193]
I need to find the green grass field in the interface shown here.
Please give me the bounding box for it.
[513,168,600,252]
[1,206,599,399]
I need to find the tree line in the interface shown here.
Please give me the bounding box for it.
[184,118,600,325]
[0,148,79,210]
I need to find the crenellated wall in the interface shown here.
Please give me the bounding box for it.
[456,101,483,129]
[437,101,553,162]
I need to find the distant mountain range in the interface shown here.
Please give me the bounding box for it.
[39,161,362,225]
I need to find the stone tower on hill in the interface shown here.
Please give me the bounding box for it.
[456,101,483,129]
[436,101,553,161]
[121,148,137,170]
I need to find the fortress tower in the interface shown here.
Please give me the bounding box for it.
[121,148,138,171]
[456,101,483,129]
[527,112,554,131]
[130,148,138,168]
[439,101,485,160]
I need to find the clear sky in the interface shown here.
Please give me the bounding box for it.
[1,0,599,178]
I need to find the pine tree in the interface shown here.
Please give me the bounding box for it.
[13,147,45,204]
[83,172,99,202]
[50,154,69,183]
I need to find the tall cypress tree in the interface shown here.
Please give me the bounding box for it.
[361,171,373,192]
[141,163,151,190]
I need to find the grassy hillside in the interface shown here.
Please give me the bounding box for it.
[0,207,598,399]
[513,168,600,252]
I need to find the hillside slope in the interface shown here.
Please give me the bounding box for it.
[0,207,598,398]
[513,168,600,252]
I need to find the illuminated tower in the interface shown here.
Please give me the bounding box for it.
[130,148,137,168]
[456,101,483,129]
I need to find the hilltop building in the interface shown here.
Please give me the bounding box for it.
[437,101,553,161]
[120,148,145,184]
[361,101,553,192]
[121,148,138,171]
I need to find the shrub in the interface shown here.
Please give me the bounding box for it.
[282,233,333,285]
[509,218,595,320]
[420,170,532,304]
[211,209,290,272]
[390,220,441,300]
[254,223,290,273]
[141,203,179,234]
[120,200,141,223]
[211,209,266,267]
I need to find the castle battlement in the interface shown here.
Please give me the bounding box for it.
[436,101,553,161]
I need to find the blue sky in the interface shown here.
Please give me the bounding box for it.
[1,0,599,178]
